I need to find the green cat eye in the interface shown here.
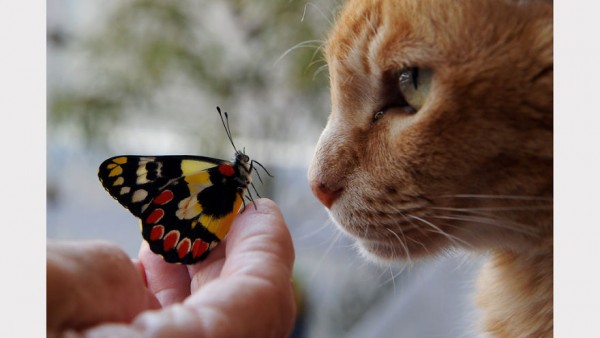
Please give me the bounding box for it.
[398,67,432,111]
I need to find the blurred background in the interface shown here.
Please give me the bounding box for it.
[47,1,484,337]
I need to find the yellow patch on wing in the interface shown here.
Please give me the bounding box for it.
[113,177,125,186]
[113,157,128,164]
[184,172,214,197]
[181,160,219,175]
[200,196,243,240]
[136,165,148,177]
[184,171,211,185]
[136,175,150,185]
[109,166,123,177]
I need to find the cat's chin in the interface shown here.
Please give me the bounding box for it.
[354,239,409,264]
[327,214,412,263]
[328,210,447,262]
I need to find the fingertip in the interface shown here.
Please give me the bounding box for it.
[239,198,281,217]
[224,198,295,276]
[231,198,288,243]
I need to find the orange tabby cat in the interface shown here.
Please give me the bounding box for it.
[308,0,552,336]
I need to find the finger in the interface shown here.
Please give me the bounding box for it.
[138,241,191,306]
[221,198,295,280]
[167,198,295,337]
[47,240,160,333]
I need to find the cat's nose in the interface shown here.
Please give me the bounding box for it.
[310,180,342,209]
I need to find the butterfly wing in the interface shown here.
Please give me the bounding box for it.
[98,155,225,217]
[98,155,245,264]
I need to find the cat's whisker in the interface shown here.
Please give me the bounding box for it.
[429,206,550,235]
[385,227,412,265]
[311,62,328,78]
[312,63,329,81]
[429,214,540,237]
[306,56,328,76]
[310,229,344,281]
[295,218,336,241]
[407,237,428,254]
[373,262,394,280]
[430,206,539,225]
[431,205,552,212]
[307,57,327,71]
[361,208,374,242]
[406,214,473,249]
[369,260,397,288]
[301,2,334,26]
[438,194,553,201]
[274,40,325,66]
[387,215,429,255]
[388,265,397,293]
[375,263,409,291]
[303,39,328,71]
[388,202,431,212]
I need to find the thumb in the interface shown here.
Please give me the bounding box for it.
[47,240,160,333]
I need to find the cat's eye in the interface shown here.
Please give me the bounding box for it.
[372,67,433,123]
[398,67,432,111]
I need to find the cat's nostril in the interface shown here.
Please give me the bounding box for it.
[310,180,342,209]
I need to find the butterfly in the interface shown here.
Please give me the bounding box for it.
[97,107,270,264]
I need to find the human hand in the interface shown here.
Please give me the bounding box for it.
[47,198,296,338]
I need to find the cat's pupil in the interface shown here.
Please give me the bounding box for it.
[411,68,419,90]
[399,67,419,90]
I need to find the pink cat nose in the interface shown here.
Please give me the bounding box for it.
[310,180,342,209]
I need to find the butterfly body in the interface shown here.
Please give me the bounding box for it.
[98,151,253,264]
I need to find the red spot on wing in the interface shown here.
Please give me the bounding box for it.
[192,239,209,258]
[218,164,235,177]
[163,230,180,252]
[177,238,191,259]
[154,190,174,205]
[146,209,164,224]
[150,225,165,241]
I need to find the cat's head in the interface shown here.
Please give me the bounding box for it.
[308,0,553,263]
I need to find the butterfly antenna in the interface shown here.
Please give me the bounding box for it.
[251,160,274,178]
[251,161,264,184]
[216,106,238,152]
